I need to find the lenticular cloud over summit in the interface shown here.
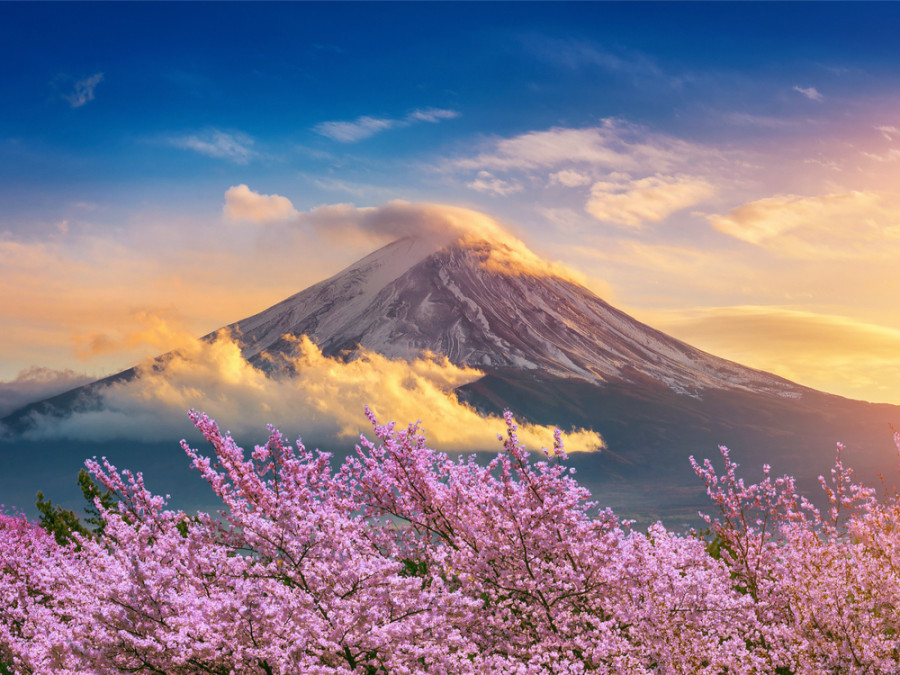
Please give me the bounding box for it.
[230,190,588,283]
[287,198,516,252]
[223,186,517,244]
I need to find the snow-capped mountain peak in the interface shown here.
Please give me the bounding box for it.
[227,235,802,399]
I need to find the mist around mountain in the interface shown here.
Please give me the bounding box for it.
[2,204,898,525]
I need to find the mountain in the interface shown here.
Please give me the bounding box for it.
[4,233,899,524]
[231,236,800,398]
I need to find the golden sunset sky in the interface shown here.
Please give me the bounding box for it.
[3,2,900,417]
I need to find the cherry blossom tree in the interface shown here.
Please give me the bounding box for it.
[2,410,899,673]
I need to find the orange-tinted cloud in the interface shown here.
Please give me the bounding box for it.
[223,184,300,224]
[587,173,714,227]
[558,232,900,405]
[708,191,900,258]
[73,310,197,359]
[295,200,588,284]
[652,306,900,404]
[0,217,346,381]
[20,331,604,453]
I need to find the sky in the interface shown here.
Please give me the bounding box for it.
[4,0,900,433]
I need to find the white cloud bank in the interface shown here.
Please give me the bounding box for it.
[17,332,603,454]
[302,200,589,283]
[0,367,93,418]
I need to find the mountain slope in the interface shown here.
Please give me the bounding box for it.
[230,236,801,399]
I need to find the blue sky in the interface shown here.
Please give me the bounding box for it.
[4,1,900,413]
[8,2,899,210]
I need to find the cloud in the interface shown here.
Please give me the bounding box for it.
[169,130,256,163]
[862,148,900,163]
[0,367,93,418]
[73,310,196,360]
[522,35,683,88]
[314,116,395,143]
[708,191,900,258]
[406,107,459,123]
[793,85,824,102]
[561,231,900,404]
[549,170,592,188]
[296,201,506,247]
[876,125,900,141]
[0,218,349,384]
[657,306,900,404]
[466,171,523,196]
[63,73,103,108]
[452,119,714,174]
[223,184,300,225]
[586,173,714,227]
[19,331,603,453]
[314,107,459,142]
[449,120,725,220]
[0,199,587,390]
[294,200,586,283]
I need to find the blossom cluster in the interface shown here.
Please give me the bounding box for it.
[2,409,899,673]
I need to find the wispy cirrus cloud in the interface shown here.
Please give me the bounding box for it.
[876,125,900,141]
[314,116,395,143]
[862,148,900,163]
[708,191,900,258]
[62,72,104,108]
[168,129,256,163]
[721,112,797,129]
[466,171,523,196]
[587,173,714,228]
[311,177,394,198]
[314,107,459,143]
[406,107,459,123]
[793,85,824,102]
[452,119,715,174]
[522,35,686,89]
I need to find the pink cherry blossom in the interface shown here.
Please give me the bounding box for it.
[2,412,899,673]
